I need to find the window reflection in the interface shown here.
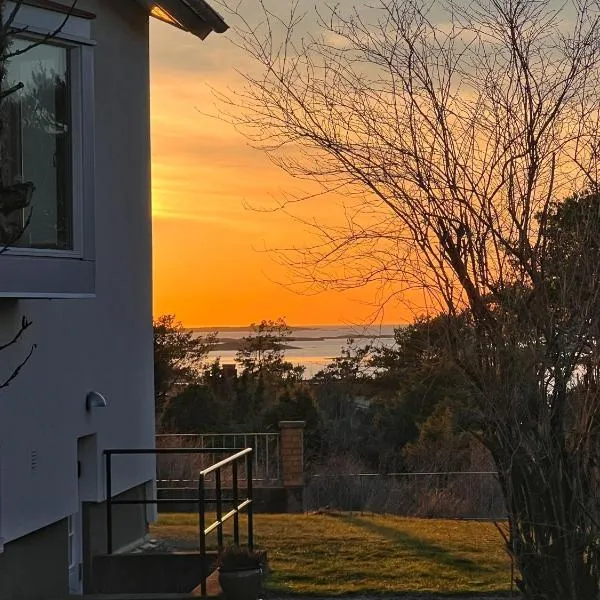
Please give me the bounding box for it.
[0,40,71,250]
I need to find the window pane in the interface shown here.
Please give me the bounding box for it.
[0,40,72,250]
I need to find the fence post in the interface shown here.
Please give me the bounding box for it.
[279,421,305,513]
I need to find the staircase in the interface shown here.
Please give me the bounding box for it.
[90,448,254,598]
[54,569,223,598]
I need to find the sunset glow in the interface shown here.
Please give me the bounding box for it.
[149,19,411,327]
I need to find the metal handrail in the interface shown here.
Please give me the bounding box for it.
[106,447,242,454]
[103,447,255,599]
[199,447,252,476]
[198,448,254,597]
[105,447,238,554]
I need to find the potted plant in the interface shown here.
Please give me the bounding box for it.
[217,545,266,600]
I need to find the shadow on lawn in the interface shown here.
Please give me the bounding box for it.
[338,514,494,576]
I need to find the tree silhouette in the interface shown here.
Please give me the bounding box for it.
[220,0,600,596]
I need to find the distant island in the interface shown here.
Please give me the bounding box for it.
[191,325,319,332]
[210,332,395,352]
[191,324,401,334]
[213,339,302,351]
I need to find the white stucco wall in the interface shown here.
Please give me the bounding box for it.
[0,0,155,544]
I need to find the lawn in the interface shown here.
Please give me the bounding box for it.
[150,512,513,596]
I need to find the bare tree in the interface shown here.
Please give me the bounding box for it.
[217,0,600,597]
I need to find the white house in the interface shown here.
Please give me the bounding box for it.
[0,1,226,598]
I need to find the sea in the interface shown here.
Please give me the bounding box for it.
[193,324,399,378]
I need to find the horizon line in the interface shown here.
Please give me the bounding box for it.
[186,322,404,329]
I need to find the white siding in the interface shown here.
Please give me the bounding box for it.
[0,0,155,543]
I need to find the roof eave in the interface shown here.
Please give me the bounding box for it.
[139,0,228,39]
[181,0,228,35]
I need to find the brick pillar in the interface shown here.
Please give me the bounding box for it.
[279,421,305,512]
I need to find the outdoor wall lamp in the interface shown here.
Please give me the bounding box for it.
[86,390,108,411]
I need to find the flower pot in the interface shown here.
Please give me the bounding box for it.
[218,567,263,600]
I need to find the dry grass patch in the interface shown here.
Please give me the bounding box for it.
[151,512,512,596]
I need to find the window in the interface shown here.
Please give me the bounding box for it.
[0,2,95,298]
[1,40,72,250]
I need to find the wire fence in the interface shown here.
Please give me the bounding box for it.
[305,471,506,519]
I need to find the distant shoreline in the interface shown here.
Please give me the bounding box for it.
[211,333,395,352]
[200,325,400,377]
[213,341,302,351]
[191,325,316,332]
[190,323,402,331]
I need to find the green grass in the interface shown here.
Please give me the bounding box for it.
[151,512,512,596]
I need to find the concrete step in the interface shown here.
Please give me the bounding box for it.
[84,596,195,599]
[48,596,192,600]
[47,570,222,600]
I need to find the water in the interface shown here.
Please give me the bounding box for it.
[193,324,398,378]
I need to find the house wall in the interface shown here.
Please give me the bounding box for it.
[0,519,69,600]
[0,0,154,555]
[83,484,153,594]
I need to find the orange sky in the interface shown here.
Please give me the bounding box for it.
[149,18,412,328]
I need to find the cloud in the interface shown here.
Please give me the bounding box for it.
[149,2,417,327]
[150,20,242,78]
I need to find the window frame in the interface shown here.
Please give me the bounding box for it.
[0,1,96,298]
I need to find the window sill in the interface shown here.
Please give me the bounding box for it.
[2,247,82,259]
[0,254,95,298]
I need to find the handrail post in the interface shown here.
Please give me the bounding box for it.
[246,451,254,551]
[216,469,223,549]
[232,461,240,545]
[105,451,113,554]
[199,475,207,597]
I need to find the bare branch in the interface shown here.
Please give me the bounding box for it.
[215,0,600,596]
